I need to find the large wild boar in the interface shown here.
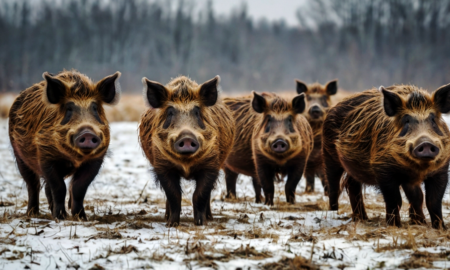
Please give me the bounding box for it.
[139,76,234,226]
[323,84,450,229]
[9,70,121,219]
[295,79,337,194]
[223,92,313,205]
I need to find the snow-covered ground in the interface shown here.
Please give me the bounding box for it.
[1,119,450,269]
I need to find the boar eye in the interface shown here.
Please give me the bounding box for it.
[430,113,443,136]
[287,116,295,132]
[91,103,104,124]
[322,96,329,107]
[265,116,271,133]
[399,115,411,137]
[163,107,175,129]
[61,103,74,125]
[193,106,206,129]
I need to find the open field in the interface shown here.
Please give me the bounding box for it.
[2,119,450,269]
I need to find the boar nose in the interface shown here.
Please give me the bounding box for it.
[174,133,199,154]
[74,129,101,149]
[309,105,323,119]
[271,139,289,153]
[413,142,439,159]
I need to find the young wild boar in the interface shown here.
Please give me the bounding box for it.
[295,79,337,194]
[323,84,450,229]
[139,76,234,226]
[9,70,121,219]
[223,92,313,205]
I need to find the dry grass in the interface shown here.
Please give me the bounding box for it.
[261,255,319,270]
[0,93,15,118]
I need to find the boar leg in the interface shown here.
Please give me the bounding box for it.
[251,177,264,203]
[285,162,305,204]
[44,183,53,213]
[224,167,238,199]
[158,172,182,227]
[256,162,276,206]
[345,176,368,221]
[305,174,315,193]
[378,183,402,227]
[206,193,213,220]
[69,159,103,220]
[16,155,41,216]
[42,160,70,219]
[193,170,218,225]
[424,168,448,230]
[317,168,329,196]
[305,163,315,193]
[401,184,426,225]
[323,151,344,211]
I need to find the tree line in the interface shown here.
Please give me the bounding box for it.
[1,0,450,93]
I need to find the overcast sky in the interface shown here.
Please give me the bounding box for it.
[194,0,307,26]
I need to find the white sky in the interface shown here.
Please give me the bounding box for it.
[194,0,307,26]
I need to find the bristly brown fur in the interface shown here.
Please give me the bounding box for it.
[8,69,120,219]
[9,70,111,174]
[138,75,234,226]
[300,82,336,194]
[223,92,313,205]
[324,84,450,229]
[334,86,449,175]
[139,76,234,176]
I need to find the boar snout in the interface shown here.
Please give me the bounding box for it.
[413,141,439,159]
[309,105,323,119]
[411,137,440,160]
[74,128,101,150]
[271,139,289,153]
[174,131,199,154]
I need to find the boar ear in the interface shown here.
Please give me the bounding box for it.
[292,93,306,114]
[142,77,168,108]
[251,91,267,113]
[43,72,66,104]
[433,83,450,113]
[295,80,308,94]
[199,76,219,106]
[326,80,338,96]
[97,71,121,105]
[380,86,402,117]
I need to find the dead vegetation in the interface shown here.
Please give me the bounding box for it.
[261,255,319,270]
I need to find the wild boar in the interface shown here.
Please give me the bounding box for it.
[323,84,450,229]
[223,92,313,205]
[139,76,234,226]
[9,70,121,219]
[296,79,338,194]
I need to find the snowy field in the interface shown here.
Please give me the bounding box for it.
[2,119,450,269]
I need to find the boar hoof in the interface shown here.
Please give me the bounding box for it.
[409,217,426,226]
[26,206,39,217]
[386,216,402,228]
[305,185,314,193]
[206,213,213,221]
[286,196,296,204]
[72,209,87,221]
[225,192,236,199]
[255,195,264,204]
[352,213,368,222]
[264,196,274,206]
[167,216,180,227]
[431,221,446,230]
[53,205,68,220]
[195,218,206,226]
